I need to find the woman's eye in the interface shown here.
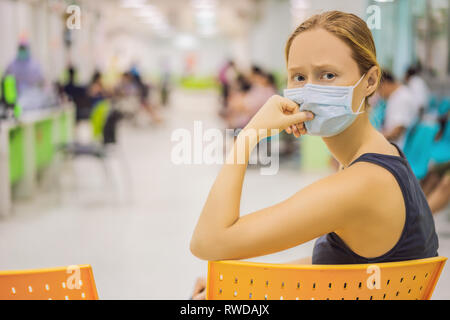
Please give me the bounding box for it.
[321,73,336,80]
[293,74,305,82]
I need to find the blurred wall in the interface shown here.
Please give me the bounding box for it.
[3,0,445,88]
[0,0,18,73]
[249,0,367,75]
[250,0,292,73]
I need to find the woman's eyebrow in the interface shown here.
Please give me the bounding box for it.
[287,66,306,73]
[288,63,341,73]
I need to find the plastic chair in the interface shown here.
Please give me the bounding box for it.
[207,257,447,300]
[62,105,123,158]
[60,99,129,202]
[1,74,21,118]
[428,95,439,113]
[90,99,111,142]
[431,120,450,164]
[369,99,386,131]
[437,98,450,116]
[403,122,440,180]
[0,264,99,300]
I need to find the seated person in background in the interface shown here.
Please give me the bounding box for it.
[114,72,139,98]
[87,70,108,107]
[63,66,91,121]
[404,63,429,118]
[221,74,251,122]
[130,72,163,124]
[265,72,278,93]
[113,71,163,124]
[226,66,277,129]
[422,163,450,214]
[63,66,78,98]
[422,114,450,214]
[218,60,238,109]
[377,70,419,148]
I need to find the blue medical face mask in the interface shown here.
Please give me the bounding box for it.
[283,74,366,137]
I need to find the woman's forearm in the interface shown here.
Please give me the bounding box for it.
[190,130,259,258]
[190,95,310,260]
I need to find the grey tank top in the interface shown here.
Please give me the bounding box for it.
[312,144,439,265]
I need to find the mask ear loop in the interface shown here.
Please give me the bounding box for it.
[352,74,366,114]
[353,97,366,114]
[352,74,366,89]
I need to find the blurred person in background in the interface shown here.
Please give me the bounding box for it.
[233,73,252,93]
[3,41,44,97]
[404,63,430,118]
[218,60,238,110]
[159,58,172,108]
[62,66,92,121]
[265,72,279,93]
[133,72,163,124]
[63,66,78,99]
[87,70,108,107]
[115,71,138,97]
[85,67,163,126]
[422,163,450,214]
[377,69,419,148]
[190,11,438,299]
[220,73,251,122]
[421,112,450,214]
[225,65,277,130]
[128,69,163,124]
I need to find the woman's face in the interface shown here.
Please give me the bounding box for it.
[287,28,367,111]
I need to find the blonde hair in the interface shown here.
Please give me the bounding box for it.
[285,11,381,99]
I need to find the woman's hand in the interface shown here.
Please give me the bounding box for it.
[191,277,206,300]
[243,95,314,140]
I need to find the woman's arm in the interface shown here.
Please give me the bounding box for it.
[190,157,368,261]
[190,130,259,259]
[190,96,307,258]
[190,95,369,261]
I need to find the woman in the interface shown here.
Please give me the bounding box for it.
[190,11,438,299]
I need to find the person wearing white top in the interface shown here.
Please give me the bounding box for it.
[404,65,430,115]
[377,70,419,148]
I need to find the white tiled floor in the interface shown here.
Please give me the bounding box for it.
[1,89,449,299]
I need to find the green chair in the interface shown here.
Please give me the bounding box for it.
[1,74,22,118]
[59,99,128,201]
[90,100,111,142]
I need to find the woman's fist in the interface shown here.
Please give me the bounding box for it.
[243,95,314,140]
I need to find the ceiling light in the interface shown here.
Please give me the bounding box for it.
[120,0,147,8]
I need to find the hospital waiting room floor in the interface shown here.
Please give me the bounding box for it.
[1,89,450,300]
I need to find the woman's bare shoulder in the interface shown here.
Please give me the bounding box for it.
[309,160,401,208]
[334,160,404,211]
[297,161,392,215]
[342,160,397,183]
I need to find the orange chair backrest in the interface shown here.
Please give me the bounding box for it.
[207,257,447,300]
[0,264,99,300]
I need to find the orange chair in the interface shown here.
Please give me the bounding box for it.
[207,257,447,300]
[0,264,99,300]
